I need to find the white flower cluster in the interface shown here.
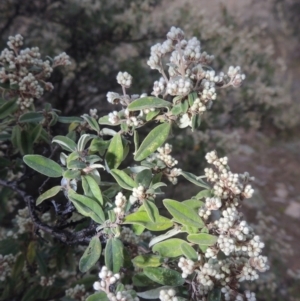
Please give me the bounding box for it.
[53,52,71,67]
[114,192,127,216]
[7,34,23,49]
[221,287,256,301]
[130,185,146,205]
[0,254,16,281]
[146,26,244,120]
[0,35,70,110]
[159,289,178,301]
[40,276,55,287]
[146,144,181,184]
[65,284,88,301]
[93,266,139,301]
[227,66,246,88]
[89,108,98,119]
[117,71,133,88]
[178,257,195,278]
[93,266,121,291]
[204,150,254,200]
[156,144,178,167]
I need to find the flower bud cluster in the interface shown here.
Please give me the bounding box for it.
[130,185,146,205]
[89,108,98,119]
[114,192,127,216]
[152,77,167,97]
[227,66,246,88]
[159,289,178,301]
[178,257,195,278]
[65,284,88,301]
[117,72,133,88]
[0,35,70,110]
[93,266,121,291]
[166,77,192,96]
[120,227,153,247]
[156,144,178,167]
[40,276,55,287]
[93,266,139,301]
[204,150,254,200]
[221,286,256,301]
[0,254,16,281]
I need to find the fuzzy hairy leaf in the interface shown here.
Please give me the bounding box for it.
[105,238,124,273]
[134,123,171,161]
[79,236,101,273]
[36,186,61,205]
[152,239,187,257]
[143,267,185,286]
[187,233,218,246]
[106,133,124,169]
[128,96,171,111]
[110,169,137,190]
[23,155,63,178]
[163,199,204,228]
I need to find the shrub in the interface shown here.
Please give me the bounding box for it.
[0,27,269,301]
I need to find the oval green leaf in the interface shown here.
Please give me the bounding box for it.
[143,267,185,286]
[132,255,163,268]
[23,155,63,178]
[79,236,102,273]
[128,97,171,111]
[36,186,61,205]
[105,238,124,273]
[134,123,171,161]
[52,135,77,152]
[124,211,173,231]
[163,199,204,228]
[82,175,103,205]
[106,133,124,169]
[110,169,138,190]
[180,243,198,261]
[187,233,218,246]
[152,238,187,257]
[19,112,44,123]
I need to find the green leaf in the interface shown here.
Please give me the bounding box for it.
[81,114,100,133]
[52,135,77,152]
[36,186,61,205]
[143,267,185,286]
[68,190,105,224]
[191,114,201,131]
[180,171,210,189]
[152,239,187,257]
[124,211,173,231]
[86,292,109,301]
[188,92,197,106]
[132,255,163,268]
[135,169,153,188]
[77,134,93,152]
[58,116,82,123]
[163,199,204,228]
[31,124,42,143]
[146,110,160,121]
[106,133,123,169]
[149,228,182,248]
[105,238,124,273]
[26,241,37,265]
[0,99,18,119]
[67,159,86,170]
[182,199,205,210]
[132,224,145,235]
[19,112,44,123]
[98,115,114,125]
[194,189,213,199]
[180,243,198,261]
[81,175,103,205]
[134,123,171,161]
[181,99,189,113]
[12,253,25,278]
[133,272,157,287]
[18,128,34,155]
[110,169,138,190]
[128,96,171,111]
[171,103,183,115]
[89,138,109,156]
[137,286,174,299]
[187,233,218,246]
[143,200,159,222]
[23,155,63,177]
[63,169,81,179]
[79,236,101,273]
